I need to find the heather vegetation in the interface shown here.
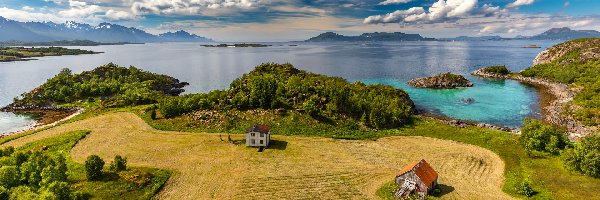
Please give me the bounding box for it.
[158,63,415,129]
[10,63,189,108]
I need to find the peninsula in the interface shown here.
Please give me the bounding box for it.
[0,47,100,62]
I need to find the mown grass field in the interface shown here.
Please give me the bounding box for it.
[1,112,509,200]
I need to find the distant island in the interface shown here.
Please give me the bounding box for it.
[305,32,436,42]
[0,47,100,62]
[0,40,140,47]
[202,44,271,47]
[0,16,213,43]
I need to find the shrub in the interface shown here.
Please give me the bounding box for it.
[516,180,535,197]
[561,134,600,178]
[8,186,37,200]
[520,119,569,155]
[0,166,20,189]
[84,155,105,181]
[0,186,8,200]
[150,108,157,120]
[482,66,510,75]
[109,155,127,172]
[40,181,71,200]
[0,147,14,157]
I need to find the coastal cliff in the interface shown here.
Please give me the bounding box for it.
[408,73,473,89]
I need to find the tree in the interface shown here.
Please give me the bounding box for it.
[0,166,20,189]
[109,155,127,172]
[520,119,568,155]
[84,155,104,181]
[561,134,600,178]
[0,186,8,200]
[40,181,71,200]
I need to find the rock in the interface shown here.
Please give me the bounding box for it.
[408,73,473,89]
[533,38,600,66]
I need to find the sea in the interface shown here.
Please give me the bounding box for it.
[0,40,562,134]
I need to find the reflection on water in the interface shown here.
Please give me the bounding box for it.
[0,40,560,133]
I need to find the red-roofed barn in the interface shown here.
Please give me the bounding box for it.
[395,159,438,199]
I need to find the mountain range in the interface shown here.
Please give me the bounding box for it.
[307,27,600,42]
[0,16,213,43]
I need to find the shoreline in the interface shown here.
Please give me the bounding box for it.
[0,108,84,138]
[471,68,593,139]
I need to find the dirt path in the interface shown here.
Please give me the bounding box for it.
[2,112,511,200]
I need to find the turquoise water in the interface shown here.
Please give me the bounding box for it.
[361,76,540,127]
[0,40,560,133]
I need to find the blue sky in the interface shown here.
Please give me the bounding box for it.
[0,0,598,41]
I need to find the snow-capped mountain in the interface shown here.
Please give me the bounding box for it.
[0,16,213,43]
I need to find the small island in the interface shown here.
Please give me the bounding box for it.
[523,45,542,48]
[0,46,100,62]
[202,43,271,48]
[408,73,474,89]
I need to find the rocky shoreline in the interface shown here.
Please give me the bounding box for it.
[419,113,517,133]
[0,106,83,138]
[471,68,594,139]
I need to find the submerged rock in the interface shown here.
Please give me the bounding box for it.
[408,73,474,89]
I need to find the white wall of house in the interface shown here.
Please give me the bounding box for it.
[246,131,270,147]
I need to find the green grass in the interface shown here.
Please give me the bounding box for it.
[1,130,171,199]
[138,106,600,199]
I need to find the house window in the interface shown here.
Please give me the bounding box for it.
[260,140,264,144]
[260,133,264,137]
[251,139,255,144]
[251,133,255,137]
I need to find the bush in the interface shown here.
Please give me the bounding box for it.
[520,119,569,155]
[562,135,600,178]
[0,147,14,157]
[0,186,8,200]
[516,180,535,197]
[109,155,127,172]
[150,108,157,120]
[40,181,71,200]
[8,186,37,200]
[84,155,105,181]
[482,66,510,75]
[0,166,20,189]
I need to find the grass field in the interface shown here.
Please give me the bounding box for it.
[1,112,509,200]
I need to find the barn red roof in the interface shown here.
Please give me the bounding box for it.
[397,159,438,186]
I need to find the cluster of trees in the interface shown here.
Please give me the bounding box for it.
[520,118,600,179]
[13,63,189,108]
[0,147,85,200]
[521,38,600,126]
[158,63,415,129]
[0,145,130,200]
[85,155,127,181]
[561,135,600,178]
[520,119,569,155]
[482,65,510,75]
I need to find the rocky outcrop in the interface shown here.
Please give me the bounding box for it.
[408,73,473,89]
[533,38,600,65]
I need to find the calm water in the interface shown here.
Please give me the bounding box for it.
[0,40,560,133]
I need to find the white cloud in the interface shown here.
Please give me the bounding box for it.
[364,0,478,24]
[478,15,597,35]
[131,0,260,15]
[378,0,413,5]
[58,0,102,18]
[506,0,535,8]
[105,9,137,21]
[0,7,62,22]
[21,6,35,12]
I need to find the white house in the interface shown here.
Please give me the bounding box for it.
[246,124,271,147]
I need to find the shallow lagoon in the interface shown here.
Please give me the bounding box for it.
[0,40,560,133]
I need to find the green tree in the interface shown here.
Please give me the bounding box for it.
[0,166,20,189]
[109,155,127,172]
[84,155,104,181]
[520,119,568,154]
[0,186,8,200]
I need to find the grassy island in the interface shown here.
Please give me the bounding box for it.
[202,43,271,47]
[0,47,99,62]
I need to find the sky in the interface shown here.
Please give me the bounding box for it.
[0,0,599,42]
